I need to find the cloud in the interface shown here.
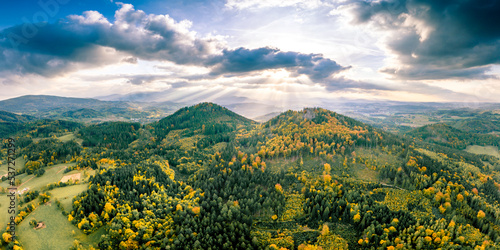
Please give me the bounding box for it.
[122,57,138,64]
[225,0,328,10]
[208,47,349,80]
[0,4,221,77]
[0,3,352,86]
[348,0,500,80]
[126,75,165,85]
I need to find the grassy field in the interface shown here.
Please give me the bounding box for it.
[465,145,500,158]
[354,164,378,182]
[57,133,75,142]
[50,184,88,211]
[17,202,86,250]
[14,181,100,250]
[0,157,25,232]
[0,163,77,191]
[0,195,11,233]
[58,133,83,145]
[0,162,90,241]
[0,157,25,178]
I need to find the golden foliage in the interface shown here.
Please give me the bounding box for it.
[192,206,201,215]
[477,210,485,219]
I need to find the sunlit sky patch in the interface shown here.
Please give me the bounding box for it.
[0,0,499,106]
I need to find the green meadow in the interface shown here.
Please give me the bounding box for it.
[17,200,104,250]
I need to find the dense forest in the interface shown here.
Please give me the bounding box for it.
[1,103,500,249]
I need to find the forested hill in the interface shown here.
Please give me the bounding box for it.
[0,110,36,123]
[257,108,403,151]
[0,95,115,113]
[0,110,37,136]
[153,102,255,138]
[406,123,500,149]
[0,110,81,138]
[452,118,500,134]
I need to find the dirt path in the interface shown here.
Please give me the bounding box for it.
[19,176,34,188]
[56,166,67,174]
[380,183,405,190]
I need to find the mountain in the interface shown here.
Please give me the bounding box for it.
[0,95,120,114]
[154,102,255,138]
[452,118,500,134]
[406,123,500,149]
[260,107,403,155]
[0,95,180,123]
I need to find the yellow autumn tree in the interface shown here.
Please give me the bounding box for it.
[192,206,201,215]
[321,224,329,236]
[324,163,331,173]
[2,232,12,243]
[275,184,283,193]
[477,210,486,219]
[353,213,361,223]
[104,202,115,214]
[176,204,183,211]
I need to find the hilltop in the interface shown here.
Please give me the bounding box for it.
[154,102,255,137]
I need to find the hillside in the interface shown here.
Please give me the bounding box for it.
[0,110,36,123]
[0,95,176,123]
[1,103,500,250]
[406,123,500,149]
[452,118,500,134]
[0,110,37,136]
[61,108,104,119]
[154,102,255,138]
[0,95,117,114]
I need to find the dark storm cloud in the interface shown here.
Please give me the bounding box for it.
[0,4,219,77]
[0,3,351,85]
[208,47,349,80]
[122,57,138,64]
[350,0,500,80]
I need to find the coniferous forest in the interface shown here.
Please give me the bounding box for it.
[1,102,500,250]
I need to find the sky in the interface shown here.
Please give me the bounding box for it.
[0,0,499,107]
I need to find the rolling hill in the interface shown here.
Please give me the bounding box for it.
[0,95,179,123]
[0,110,37,137]
[153,102,255,138]
[406,123,500,149]
[452,118,500,134]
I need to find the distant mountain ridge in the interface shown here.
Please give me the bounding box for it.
[0,95,284,123]
[0,95,182,123]
[0,95,123,114]
[406,123,500,149]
